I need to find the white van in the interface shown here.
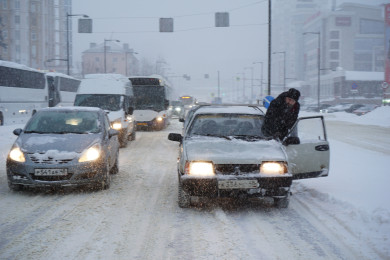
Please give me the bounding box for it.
[74,74,136,148]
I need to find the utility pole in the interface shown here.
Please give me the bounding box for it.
[268,0,272,95]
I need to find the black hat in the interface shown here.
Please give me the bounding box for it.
[287,88,300,101]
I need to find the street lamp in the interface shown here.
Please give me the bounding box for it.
[253,61,264,98]
[244,67,254,102]
[104,39,120,73]
[272,51,286,91]
[125,50,138,76]
[66,13,89,75]
[303,31,320,110]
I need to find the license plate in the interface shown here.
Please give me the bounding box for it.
[34,168,68,176]
[218,180,259,189]
[137,122,148,126]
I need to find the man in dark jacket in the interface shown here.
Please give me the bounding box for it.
[262,88,300,140]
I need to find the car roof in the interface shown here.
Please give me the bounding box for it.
[38,106,103,113]
[192,104,265,116]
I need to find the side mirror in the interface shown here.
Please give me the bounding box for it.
[108,128,120,138]
[283,136,300,146]
[128,107,134,115]
[168,133,182,142]
[13,128,23,136]
[179,118,185,123]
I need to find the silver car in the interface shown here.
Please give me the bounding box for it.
[168,105,330,208]
[6,107,120,191]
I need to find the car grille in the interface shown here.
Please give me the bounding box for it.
[28,154,74,165]
[215,164,259,175]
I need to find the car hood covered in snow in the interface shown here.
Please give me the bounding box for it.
[184,137,286,164]
[16,134,101,154]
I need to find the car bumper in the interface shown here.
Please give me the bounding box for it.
[6,158,107,188]
[136,118,167,130]
[180,175,292,198]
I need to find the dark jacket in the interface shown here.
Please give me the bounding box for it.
[262,91,300,140]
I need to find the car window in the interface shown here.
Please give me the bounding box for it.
[187,114,264,137]
[25,111,100,134]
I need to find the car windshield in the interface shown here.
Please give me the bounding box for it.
[74,94,122,111]
[187,113,265,140]
[24,110,101,134]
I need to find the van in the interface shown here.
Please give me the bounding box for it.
[74,74,136,147]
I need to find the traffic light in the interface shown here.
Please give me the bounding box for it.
[159,18,174,32]
[215,12,229,27]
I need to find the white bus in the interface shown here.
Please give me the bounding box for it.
[0,61,80,125]
[74,74,136,148]
[129,75,173,130]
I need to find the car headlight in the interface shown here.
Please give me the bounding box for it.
[185,161,215,176]
[175,107,181,111]
[79,144,101,162]
[112,122,122,130]
[9,146,25,162]
[156,116,163,122]
[260,161,287,175]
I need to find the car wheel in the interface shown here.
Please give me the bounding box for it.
[110,152,119,175]
[178,181,191,208]
[8,181,23,191]
[120,131,128,148]
[130,130,136,141]
[101,164,111,190]
[274,195,290,208]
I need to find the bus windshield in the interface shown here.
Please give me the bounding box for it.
[133,85,165,111]
[74,94,122,111]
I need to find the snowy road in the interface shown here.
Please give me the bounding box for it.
[0,119,388,259]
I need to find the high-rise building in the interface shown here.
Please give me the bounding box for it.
[271,0,329,94]
[0,0,70,74]
[302,2,384,101]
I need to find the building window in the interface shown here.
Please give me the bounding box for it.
[2,0,8,9]
[360,19,384,34]
[31,16,37,26]
[95,57,100,62]
[15,30,20,40]
[31,31,37,41]
[15,0,20,9]
[113,57,118,62]
[2,30,7,40]
[14,15,20,24]
[329,41,339,49]
[31,45,37,58]
[330,51,339,60]
[330,31,339,40]
[330,62,339,70]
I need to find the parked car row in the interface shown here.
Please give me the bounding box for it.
[168,104,330,208]
[303,102,379,115]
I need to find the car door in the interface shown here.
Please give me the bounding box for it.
[284,116,330,180]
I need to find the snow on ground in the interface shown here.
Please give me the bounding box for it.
[0,107,389,259]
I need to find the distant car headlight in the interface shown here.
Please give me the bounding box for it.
[156,116,163,122]
[79,144,101,162]
[175,107,182,111]
[260,162,287,175]
[185,161,215,176]
[112,122,122,130]
[9,146,25,162]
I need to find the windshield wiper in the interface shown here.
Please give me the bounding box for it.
[231,135,265,141]
[24,130,44,134]
[199,134,232,140]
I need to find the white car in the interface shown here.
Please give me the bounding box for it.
[168,105,330,208]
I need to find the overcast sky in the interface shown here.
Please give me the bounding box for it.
[72,0,387,101]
